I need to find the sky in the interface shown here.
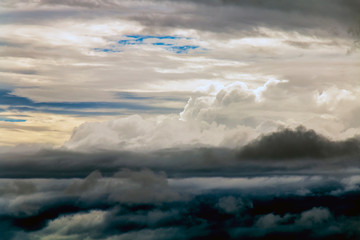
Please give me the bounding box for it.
[1,0,360,239]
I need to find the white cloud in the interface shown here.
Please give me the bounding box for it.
[63,77,360,152]
[1,0,359,149]
[44,210,106,234]
[315,86,356,111]
[64,80,287,151]
[63,114,255,151]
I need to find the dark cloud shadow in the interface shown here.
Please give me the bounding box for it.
[238,126,360,160]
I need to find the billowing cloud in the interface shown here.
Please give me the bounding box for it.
[63,113,256,151]
[2,127,360,181]
[62,79,360,152]
[238,126,360,159]
[3,172,360,239]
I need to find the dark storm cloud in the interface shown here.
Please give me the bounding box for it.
[2,169,360,239]
[0,181,37,196]
[125,0,359,41]
[0,169,186,239]
[0,8,90,25]
[0,147,239,178]
[2,132,359,239]
[2,0,359,43]
[0,148,321,178]
[238,126,360,160]
[178,0,360,22]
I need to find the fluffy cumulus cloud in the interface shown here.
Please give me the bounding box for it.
[62,81,271,151]
[63,79,360,152]
[63,113,256,151]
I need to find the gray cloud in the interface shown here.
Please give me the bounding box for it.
[238,126,360,160]
[0,181,37,197]
[2,0,358,42]
[1,127,360,179]
[1,170,360,239]
[216,196,251,214]
[121,0,358,43]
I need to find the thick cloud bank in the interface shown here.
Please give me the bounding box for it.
[2,127,360,239]
[2,170,360,240]
[239,126,360,159]
[1,127,360,179]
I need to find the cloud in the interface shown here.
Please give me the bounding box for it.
[62,114,256,151]
[238,126,360,159]
[1,1,360,239]
[255,213,292,229]
[37,210,106,237]
[0,169,185,239]
[216,196,251,214]
[121,0,359,44]
[2,0,359,149]
[295,207,332,228]
[62,81,293,152]
[109,169,182,203]
[64,169,183,204]
[66,170,102,194]
[0,181,37,197]
[1,171,360,239]
[2,135,360,180]
[38,0,122,9]
[61,77,359,153]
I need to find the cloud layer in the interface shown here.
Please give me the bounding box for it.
[2,127,360,239]
[2,168,360,240]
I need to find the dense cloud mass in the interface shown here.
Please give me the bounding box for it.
[1,128,360,238]
[239,126,360,159]
[2,168,360,239]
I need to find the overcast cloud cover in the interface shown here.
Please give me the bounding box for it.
[1,0,360,239]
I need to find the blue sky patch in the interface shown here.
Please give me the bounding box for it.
[166,45,200,54]
[115,91,188,102]
[95,35,205,54]
[0,117,26,122]
[123,35,187,44]
[93,48,122,53]
[0,89,183,116]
